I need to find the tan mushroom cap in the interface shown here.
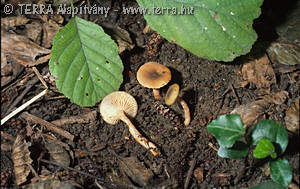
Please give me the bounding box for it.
[99,91,138,125]
[137,62,171,89]
[165,83,180,105]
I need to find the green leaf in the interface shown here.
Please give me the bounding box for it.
[49,16,123,107]
[248,180,287,189]
[253,139,277,159]
[251,120,288,154]
[218,141,249,159]
[207,114,245,148]
[270,158,292,187]
[136,0,263,61]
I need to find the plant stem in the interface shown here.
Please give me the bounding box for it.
[69,0,74,15]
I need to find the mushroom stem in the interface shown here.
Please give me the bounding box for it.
[119,111,159,156]
[153,89,161,100]
[178,97,191,126]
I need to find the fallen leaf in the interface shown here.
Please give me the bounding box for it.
[12,135,33,186]
[231,99,268,128]
[1,31,50,67]
[1,16,30,28]
[241,55,276,93]
[25,20,43,43]
[119,156,154,187]
[44,139,71,167]
[263,90,289,105]
[285,97,299,133]
[102,23,135,54]
[193,167,204,182]
[40,15,61,48]
[26,179,75,189]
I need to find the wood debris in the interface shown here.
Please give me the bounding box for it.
[240,55,276,94]
[12,134,33,186]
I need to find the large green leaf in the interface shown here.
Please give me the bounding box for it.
[251,120,288,154]
[253,139,277,159]
[136,0,263,61]
[49,16,123,107]
[248,180,287,189]
[218,141,249,159]
[270,158,292,187]
[207,114,245,148]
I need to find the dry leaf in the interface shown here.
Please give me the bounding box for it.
[1,31,50,67]
[119,156,154,187]
[285,97,299,133]
[1,16,30,28]
[26,179,75,189]
[231,99,269,127]
[12,135,33,186]
[25,20,43,43]
[241,55,276,93]
[263,90,289,105]
[194,167,204,182]
[44,139,71,167]
[40,15,61,48]
[102,23,135,54]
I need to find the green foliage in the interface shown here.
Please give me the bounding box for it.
[270,158,292,187]
[253,139,277,159]
[49,16,123,107]
[136,0,263,61]
[248,180,287,189]
[206,115,292,187]
[207,114,245,148]
[218,141,249,159]
[251,120,288,154]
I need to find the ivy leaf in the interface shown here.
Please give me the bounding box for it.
[253,139,277,159]
[251,120,288,154]
[136,0,263,61]
[207,114,245,148]
[248,180,287,189]
[49,16,123,107]
[218,141,249,159]
[270,158,292,187]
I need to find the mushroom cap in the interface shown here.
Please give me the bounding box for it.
[137,62,171,89]
[99,91,138,125]
[165,83,180,105]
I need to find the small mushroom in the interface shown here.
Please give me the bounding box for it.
[165,83,191,126]
[137,62,171,100]
[99,91,159,156]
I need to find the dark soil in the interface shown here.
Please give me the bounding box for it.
[1,0,299,188]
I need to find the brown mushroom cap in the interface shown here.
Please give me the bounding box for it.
[137,62,171,89]
[99,91,138,125]
[165,83,180,105]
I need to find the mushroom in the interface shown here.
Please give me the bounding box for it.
[165,83,191,126]
[137,62,171,100]
[99,91,159,156]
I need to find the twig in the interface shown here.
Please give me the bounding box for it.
[184,156,197,189]
[51,111,97,127]
[95,179,105,189]
[5,77,39,114]
[208,142,218,152]
[21,112,74,141]
[1,89,48,125]
[39,159,107,185]
[32,67,48,89]
[230,83,241,105]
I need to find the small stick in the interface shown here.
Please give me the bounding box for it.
[1,89,48,125]
[208,142,218,152]
[184,157,197,189]
[32,67,48,89]
[51,111,97,127]
[5,77,39,114]
[39,159,107,184]
[1,143,12,151]
[230,83,241,105]
[21,112,74,141]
